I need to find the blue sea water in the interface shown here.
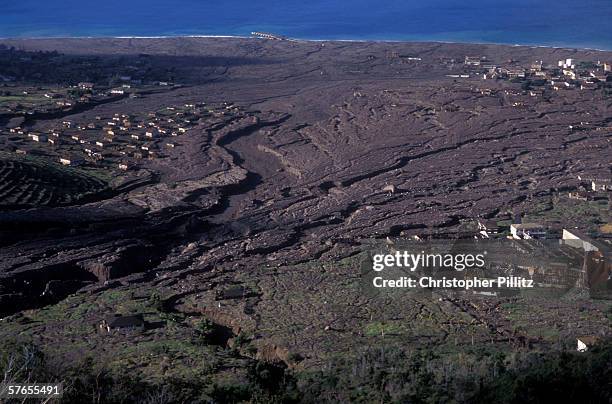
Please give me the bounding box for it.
[1,0,611,50]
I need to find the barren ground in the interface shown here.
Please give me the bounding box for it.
[0,37,610,401]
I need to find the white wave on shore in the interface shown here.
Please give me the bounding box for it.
[0,34,609,52]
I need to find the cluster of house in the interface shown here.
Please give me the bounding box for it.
[475,219,552,240]
[6,103,226,170]
[475,216,609,350]
[1,69,178,116]
[405,212,609,350]
[568,175,611,202]
[465,56,530,80]
[77,77,172,98]
[477,219,610,244]
[548,58,610,91]
[6,101,245,171]
[465,55,610,92]
[78,81,132,97]
[0,82,131,116]
[476,172,609,243]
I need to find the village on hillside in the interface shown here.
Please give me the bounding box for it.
[1,101,243,172]
[464,54,611,90]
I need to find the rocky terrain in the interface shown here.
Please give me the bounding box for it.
[0,37,610,402]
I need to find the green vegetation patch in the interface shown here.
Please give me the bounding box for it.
[525,195,610,233]
[364,321,406,337]
[0,152,109,208]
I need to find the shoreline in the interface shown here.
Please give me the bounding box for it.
[1,34,610,53]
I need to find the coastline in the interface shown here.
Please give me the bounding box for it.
[0,34,610,53]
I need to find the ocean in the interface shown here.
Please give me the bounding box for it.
[1,0,611,50]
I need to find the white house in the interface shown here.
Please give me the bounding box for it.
[562,229,600,252]
[78,82,94,90]
[29,133,47,142]
[591,180,610,192]
[477,219,500,238]
[510,223,548,239]
[59,157,83,166]
[577,336,599,352]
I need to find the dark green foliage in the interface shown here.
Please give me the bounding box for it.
[247,362,301,404]
[67,88,85,98]
[0,341,49,384]
[1,339,610,403]
[195,318,216,344]
[148,292,167,312]
[474,344,612,404]
[233,332,250,348]
[210,383,251,403]
[298,342,612,403]
[287,352,304,363]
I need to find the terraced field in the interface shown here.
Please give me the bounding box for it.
[0,153,108,208]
